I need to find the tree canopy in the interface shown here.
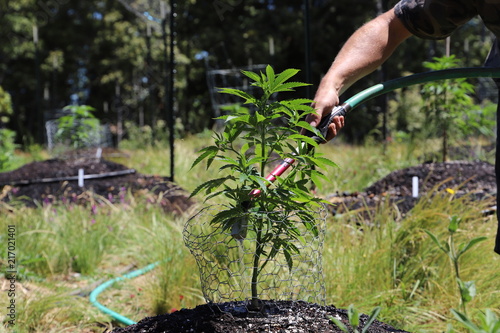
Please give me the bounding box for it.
[1,0,494,146]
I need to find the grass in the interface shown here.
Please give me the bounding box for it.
[1,135,499,332]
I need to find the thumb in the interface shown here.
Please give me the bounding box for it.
[307,111,321,128]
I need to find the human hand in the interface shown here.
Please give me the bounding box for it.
[306,86,345,142]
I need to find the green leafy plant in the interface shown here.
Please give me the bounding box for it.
[421,56,475,161]
[55,105,100,149]
[0,128,18,171]
[425,215,486,316]
[190,65,336,309]
[448,309,500,333]
[0,85,13,124]
[329,304,382,333]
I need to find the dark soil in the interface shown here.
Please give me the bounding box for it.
[1,154,496,333]
[328,160,496,218]
[110,300,409,333]
[0,153,195,214]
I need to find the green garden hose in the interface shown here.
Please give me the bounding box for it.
[88,67,500,327]
[318,67,500,133]
[345,67,500,110]
[89,261,162,326]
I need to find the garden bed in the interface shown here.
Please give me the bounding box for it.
[110,300,409,333]
[328,160,496,218]
[0,154,194,214]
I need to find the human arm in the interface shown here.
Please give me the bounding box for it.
[308,8,412,141]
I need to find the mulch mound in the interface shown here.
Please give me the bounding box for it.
[0,156,195,214]
[328,160,496,217]
[110,300,409,333]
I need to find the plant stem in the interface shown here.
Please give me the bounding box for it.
[450,234,467,316]
[250,226,263,310]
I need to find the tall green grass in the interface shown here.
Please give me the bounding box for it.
[324,188,499,332]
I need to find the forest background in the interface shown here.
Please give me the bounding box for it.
[1,0,497,148]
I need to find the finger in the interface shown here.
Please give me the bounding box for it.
[332,116,344,129]
[306,109,322,128]
[325,116,345,142]
[326,123,337,141]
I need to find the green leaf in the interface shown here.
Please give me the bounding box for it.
[451,309,481,332]
[190,146,218,169]
[329,316,349,333]
[189,177,229,198]
[457,279,476,303]
[448,215,460,233]
[218,88,256,104]
[270,81,310,93]
[295,120,319,134]
[287,134,318,147]
[283,248,293,271]
[424,230,448,254]
[311,156,339,169]
[274,68,300,86]
[266,65,275,87]
[348,304,360,330]
[241,70,261,83]
[458,236,487,257]
[361,307,381,333]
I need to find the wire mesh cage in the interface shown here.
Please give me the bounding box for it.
[183,204,327,310]
[206,65,276,125]
[45,119,113,151]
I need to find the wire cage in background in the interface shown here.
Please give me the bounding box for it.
[206,65,276,126]
[183,204,327,309]
[45,119,113,152]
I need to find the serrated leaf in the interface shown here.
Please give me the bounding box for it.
[241,70,261,83]
[288,134,318,147]
[218,88,256,103]
[266,65,275,87]
[296,120,320,134]
[191,146,218,169]
[271,81,310,93]
[189,177,228,198]
[274,68,300,86]
[313,156,339,169]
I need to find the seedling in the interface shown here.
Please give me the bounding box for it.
[329,304,381,333]
[448,309,500,333]
[424,215,486,316]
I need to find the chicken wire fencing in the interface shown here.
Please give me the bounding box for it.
[183,204,327,310]
[45,119,113,151]
[206,65,277,127]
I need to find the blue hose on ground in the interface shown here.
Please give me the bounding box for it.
[89,261,162,326]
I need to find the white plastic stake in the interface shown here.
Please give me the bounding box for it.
[412,176,419,198]
[96,147,102,159]
[78,168,84,188]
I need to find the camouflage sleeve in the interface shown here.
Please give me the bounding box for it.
[394,0,478,40]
